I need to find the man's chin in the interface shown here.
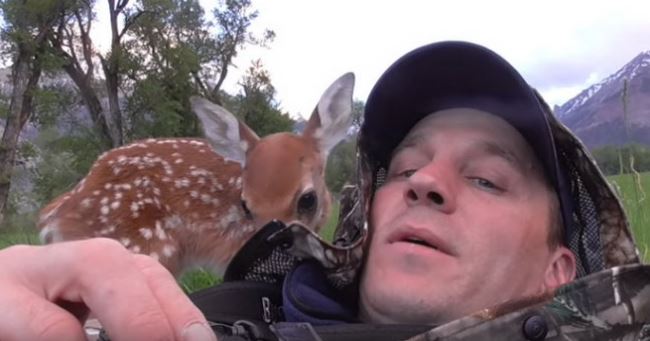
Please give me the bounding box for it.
[359,285,451,325]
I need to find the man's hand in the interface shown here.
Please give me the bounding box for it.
[0,238,216,341]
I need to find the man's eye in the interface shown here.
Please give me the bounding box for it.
[400,169,417,178]
[470,177,500,191]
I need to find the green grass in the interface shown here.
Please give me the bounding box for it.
[180,203,341,292]
[2,176,647,294]
[0,212,40,248]
[607,171,650,262]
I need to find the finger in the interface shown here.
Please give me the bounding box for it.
[132,254,217,341]
[17,239,178,340]
[0,284,85,341]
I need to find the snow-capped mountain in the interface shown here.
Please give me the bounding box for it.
[555,50,650,148]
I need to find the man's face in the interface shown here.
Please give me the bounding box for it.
[359,108,571,324]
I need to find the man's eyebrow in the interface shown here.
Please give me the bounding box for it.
[391,134,425,160]
[473,141,528,174]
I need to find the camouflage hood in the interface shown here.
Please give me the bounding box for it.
[282,42,642,287]
[336,41,640,279]
[225,41,641,289]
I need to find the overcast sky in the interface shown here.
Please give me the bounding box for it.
[97,0,650,119]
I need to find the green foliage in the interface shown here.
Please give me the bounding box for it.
[31,84,78,127]
[0,219,39,248]
[227,60,294,136]
[325,138,357,194]
[592,144,650,176]
[179,268,222,294]
[127,76,197,140]
[32,127,103,204]
[0,92,9,119]
[351,99,364,132]
[323,100,363,194]
[320,201,340,243]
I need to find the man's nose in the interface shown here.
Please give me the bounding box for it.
[404,163,455,213]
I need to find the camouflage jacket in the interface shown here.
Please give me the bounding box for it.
[224,94,650,340]
[407,263,650,340]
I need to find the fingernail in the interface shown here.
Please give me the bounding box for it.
[182,322,217,341]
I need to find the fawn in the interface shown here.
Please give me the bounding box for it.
[37,73,355,277]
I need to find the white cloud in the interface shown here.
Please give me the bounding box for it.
[93,0,650,118]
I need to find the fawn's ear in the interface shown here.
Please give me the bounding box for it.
[190,96,259,166]
[303,73,355,159]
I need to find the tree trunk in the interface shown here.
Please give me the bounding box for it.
[60,62,113,150]
[99,0,127,147]
[0,50,41,224]
[101,57,123,147]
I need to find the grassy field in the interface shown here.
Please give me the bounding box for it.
[0,174,647,292]
[608,171,650,261]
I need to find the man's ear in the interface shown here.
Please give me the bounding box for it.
[542,246,576,291]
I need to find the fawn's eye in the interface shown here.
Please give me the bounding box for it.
[297,190,317,215]
[240,199,253,219]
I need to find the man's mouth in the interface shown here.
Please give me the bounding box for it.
[403,236,438,250]
[388,227,451,255]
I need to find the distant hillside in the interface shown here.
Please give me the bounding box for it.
[555,51,650,148]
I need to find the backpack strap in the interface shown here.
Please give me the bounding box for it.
[189,281,283,340]
[271,322,433,341]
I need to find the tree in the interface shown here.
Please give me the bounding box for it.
[0,0,78,224]
[324,100,363,193]
[592,144,650,176]
[193,0,274,104]
[124,0,275,139]
[229,59,294,136]
[45,0,147,149]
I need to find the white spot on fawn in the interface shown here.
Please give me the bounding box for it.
[100,197,109,205]
[175,178,190,188]
[99,225,116,235]
[219,206,241,229]
[120,238,131,247]
[110,201,120,210]
[130,245,141,253]
[81,198,93,208]
[164,215,183,230]
[100,206,110,215]
[130,202,139,212]
[162,245,176,257]
[139,228,153,240]
[155,224,167,240]
[149,252,159,261]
